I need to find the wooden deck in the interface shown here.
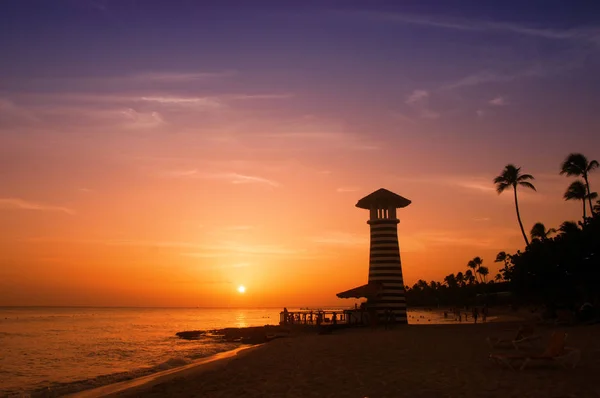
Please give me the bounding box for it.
[279,309,369,326]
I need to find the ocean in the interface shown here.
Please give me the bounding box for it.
[0,307,458,396]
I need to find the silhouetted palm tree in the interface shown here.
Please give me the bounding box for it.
[560,153,599,215]
[594,199,600,214]
[455,271,465,287]
[477,266,489,283]
[530,222,556,242]
[472,256,484,283]
[444,273,458,288]
[494,164,536,246]
[564,180,588,220]
[416,279,429,290]
[494,273,503,282]
[558,221,580,236]
[467,260,477,283]
[495,251,509,264]
[464,270,476,285]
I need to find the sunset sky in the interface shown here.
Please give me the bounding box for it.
[1,1,599,307]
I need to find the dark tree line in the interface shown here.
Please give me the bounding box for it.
[406,153,600,311]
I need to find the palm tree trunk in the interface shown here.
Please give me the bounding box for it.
[582,198,586,220]
[584,174,595,215]
[513,186,530,246]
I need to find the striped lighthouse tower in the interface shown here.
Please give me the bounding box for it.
[356,188,411,324]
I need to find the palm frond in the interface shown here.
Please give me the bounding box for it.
[588,160,599,172]
[494,181,510,193]
[519,181,536,191]
[564,180,587,200]
[559,221,579,234]
[517,173,535,181]
[560,153,588,176]
[495,251,507,262]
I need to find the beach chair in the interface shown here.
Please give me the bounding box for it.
[486,324,541,350]
[489,331,581,370]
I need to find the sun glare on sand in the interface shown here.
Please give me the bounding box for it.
[237,285,246,294]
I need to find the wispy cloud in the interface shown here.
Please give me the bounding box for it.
[200,172,281,187]
[365,12,600,44]
[0,198,75,215]
[456,180,497,193]
[139,96,222,107]
[489,96,507,106]
[393,174,543,202]
[404,90,440,119]
[0,98,38,124]
[160,169,280,187]
[336,187,360,193]
[228,93,294,100]
[405,89,429,104]
[441,69,541,90]
[131,70,236,83]
[120,108,164,129]
[26,237,306,257]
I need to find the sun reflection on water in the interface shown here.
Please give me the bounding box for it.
[235,312,248,328]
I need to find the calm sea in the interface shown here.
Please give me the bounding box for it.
[0,307,456,397]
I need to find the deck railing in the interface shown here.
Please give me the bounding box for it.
[279,309,368,326]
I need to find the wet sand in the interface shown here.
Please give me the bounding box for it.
[112,321,600,398]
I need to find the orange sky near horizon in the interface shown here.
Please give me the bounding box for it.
[1,138,595,307]
[2,1,600,308]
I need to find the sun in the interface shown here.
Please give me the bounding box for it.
[237,285,246,294]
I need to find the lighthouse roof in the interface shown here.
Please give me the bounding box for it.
[336,282,383,299]
[356,188,411,209]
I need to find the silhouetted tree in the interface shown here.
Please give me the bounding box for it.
[564,180,588,220]
[561,153,599,215]
[444,273,458,288]
[495,251,513,281]
[477,266,489,283]
[464,269,476,285]
[455,271,465,287]
[504,210,600,307]
[467,256,485,283]
[559,221,580,236]
[594,199,600,214]
[494,164,536,246]
[530,222,556,242]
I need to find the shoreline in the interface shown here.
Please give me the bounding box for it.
[69,319,527,398]
[66,345,262,398]
[14,308,530,397]
[111,322,599,398]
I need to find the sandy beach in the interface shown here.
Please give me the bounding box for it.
[109,321,600,398]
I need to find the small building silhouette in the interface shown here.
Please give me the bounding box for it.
[337,188,411,324]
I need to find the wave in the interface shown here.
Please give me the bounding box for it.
[9,344,241,398]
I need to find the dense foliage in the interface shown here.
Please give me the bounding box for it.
[406,153,599,310]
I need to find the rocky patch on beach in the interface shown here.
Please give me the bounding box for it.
[176,325,291,344]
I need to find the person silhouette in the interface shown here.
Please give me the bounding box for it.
[282,307,289,325]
